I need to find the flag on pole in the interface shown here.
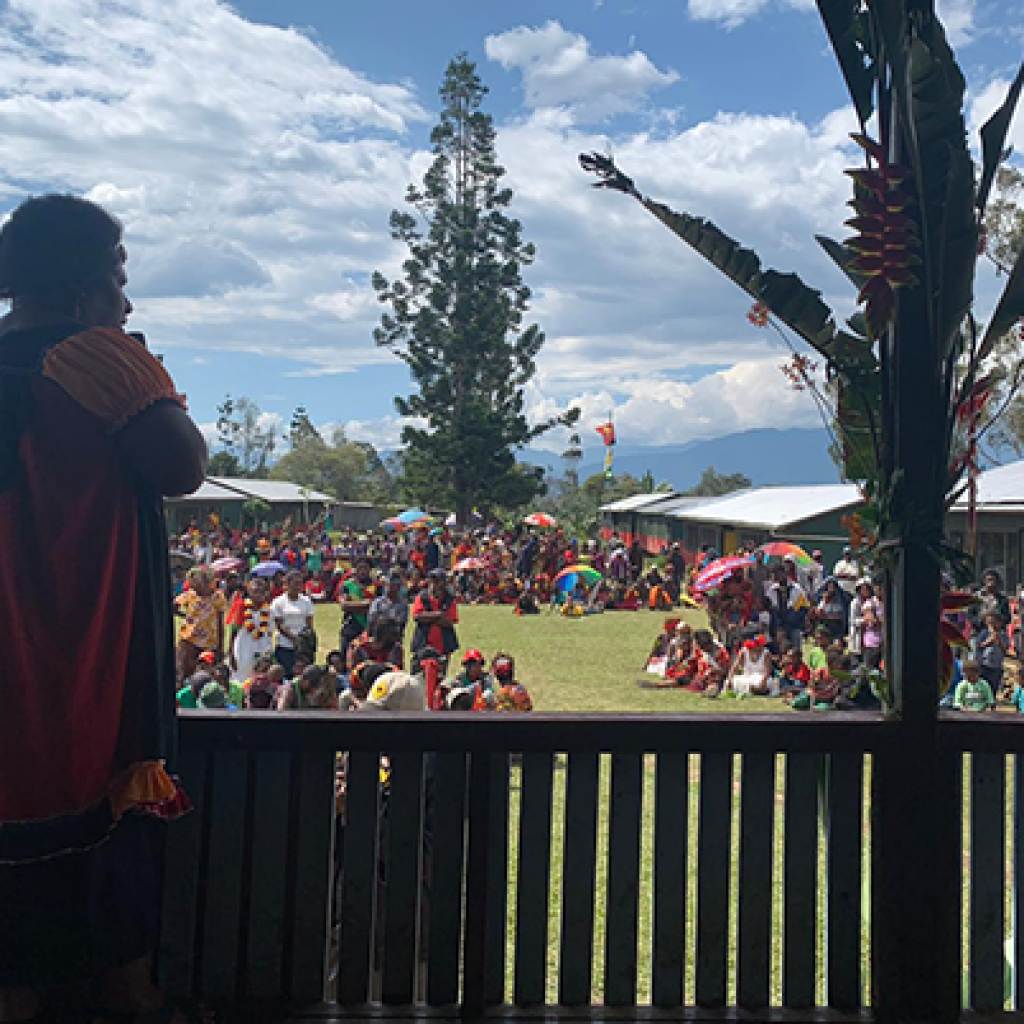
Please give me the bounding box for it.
[596,420,616,478]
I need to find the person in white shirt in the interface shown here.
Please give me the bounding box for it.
[800,550,825,598]
[271,570,315,677]
[832,547,860,597]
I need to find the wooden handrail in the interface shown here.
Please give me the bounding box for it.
[938,710,1024,750]
[177,710,893,753]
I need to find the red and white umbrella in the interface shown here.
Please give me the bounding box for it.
[454,557,487,571]
[524,512,558,527]
[692,554,755,594]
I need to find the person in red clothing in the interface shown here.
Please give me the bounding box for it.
[0,195,207,1020]
[412,569,459,671]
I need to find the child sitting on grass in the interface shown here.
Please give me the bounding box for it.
[777,647,811,698]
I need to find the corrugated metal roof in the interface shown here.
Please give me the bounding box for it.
[668,484,863,530]
[635,495,709,516]
[208,477,336,504]
[171,479,249,502]
[600,492,678,512]
[952,460,1024,508]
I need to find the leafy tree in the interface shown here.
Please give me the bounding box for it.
[562,433,584,491]
[289,405,322,449]
[978,166,1024,456]
[206,451,240,477]
[682,466,752,497]
[241,496,271,529]
[270,420,395,503]
[372,54,577,523]
[216,396,276,478]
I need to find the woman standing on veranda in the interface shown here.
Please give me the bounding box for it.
[0,196,207,1023]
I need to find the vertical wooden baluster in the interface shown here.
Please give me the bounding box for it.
[336,749,381,1007]
[559,750,600,1006]
[381,749,425,1006]
[514,751,554,1006]
[695,750,732,1008]
[737,749,774,1010]
[604,752,643,1007]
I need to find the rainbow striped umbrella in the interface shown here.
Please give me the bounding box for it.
[554,564,603,592]
[692,554,755,594]
[757,541,814,566]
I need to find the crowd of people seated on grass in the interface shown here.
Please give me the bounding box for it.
[644,546,1024,713]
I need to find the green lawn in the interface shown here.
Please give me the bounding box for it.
[313,601,786,714]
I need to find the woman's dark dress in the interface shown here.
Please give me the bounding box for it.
[0,324,184,987]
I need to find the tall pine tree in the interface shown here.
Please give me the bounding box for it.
[372,54,577,522]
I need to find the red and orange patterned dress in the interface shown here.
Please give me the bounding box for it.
[0,324,187,986]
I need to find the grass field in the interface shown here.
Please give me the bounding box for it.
[311,601,787,715]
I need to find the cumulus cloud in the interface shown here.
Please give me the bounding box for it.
[485,21,678,121]
[525,359,823,453]
[0,0,428,365]
[0,2,872,448]
[688,0,975,45]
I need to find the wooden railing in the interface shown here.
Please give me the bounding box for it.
[160,712,897,1018]
[938,713,1024,1016]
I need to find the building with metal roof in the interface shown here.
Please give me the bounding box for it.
[165,476,347,534]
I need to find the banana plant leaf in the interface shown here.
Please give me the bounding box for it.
[816,233,869,291]
[815,0,876,125]
[977,61,1024,215]
[977,245,1024,363]
[640,198,843,366]
[871,2,976,359]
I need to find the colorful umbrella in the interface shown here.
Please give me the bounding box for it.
[251,560,286,578]
[397,507,428,524]
[692,554,755,594]
[454,557,487,571]
[554,564,603,591]
[524,512,558,527]
[757,541,814,565]
[379,517,406,532]
[211,556,246,574]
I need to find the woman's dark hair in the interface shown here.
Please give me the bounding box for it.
[0,194,123,299]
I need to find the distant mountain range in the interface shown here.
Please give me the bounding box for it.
[524,427,843,490]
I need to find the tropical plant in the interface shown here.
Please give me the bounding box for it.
[580,2,1024,718]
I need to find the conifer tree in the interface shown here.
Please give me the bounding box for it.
[372,54,577,522]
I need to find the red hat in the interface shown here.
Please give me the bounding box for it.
[198,651,216,665]
[463,648,484,665]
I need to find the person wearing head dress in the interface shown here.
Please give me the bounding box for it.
[0,195,207,1021]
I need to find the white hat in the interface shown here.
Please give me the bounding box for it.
[362,671,426,711]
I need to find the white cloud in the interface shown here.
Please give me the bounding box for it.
[0,0,429,367]
[485,21,678,121]
[0,3,874,449]
[688,0,974,45]
[518,357,825,453]
[936,0,977,47]
[687,0,813,30]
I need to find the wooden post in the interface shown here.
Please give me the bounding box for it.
[872,50,960,1017]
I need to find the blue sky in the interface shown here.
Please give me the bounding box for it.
[0,0,1020,453]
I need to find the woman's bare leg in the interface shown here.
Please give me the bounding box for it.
[0,987,37,1023]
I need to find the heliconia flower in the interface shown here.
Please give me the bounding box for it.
[844,133,921,337]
